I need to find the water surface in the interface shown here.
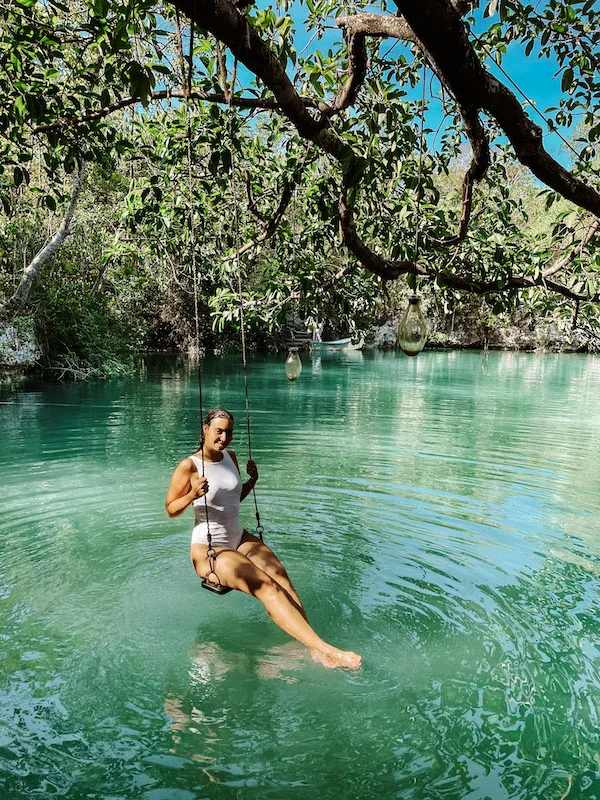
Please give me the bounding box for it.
[1,350,600,799]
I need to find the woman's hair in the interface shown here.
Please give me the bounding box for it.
[203,408,234,427]
[199,408,234,447]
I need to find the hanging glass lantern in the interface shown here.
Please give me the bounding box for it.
[398,296,427,357]
[285,348,302,381]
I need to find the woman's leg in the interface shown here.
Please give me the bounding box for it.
[237,532,308,620]
[190,545,361,670]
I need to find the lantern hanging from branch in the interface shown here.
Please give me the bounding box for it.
[285,348,302,381]
[398,296,427,357]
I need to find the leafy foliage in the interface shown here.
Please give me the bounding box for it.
[1,0,600,373]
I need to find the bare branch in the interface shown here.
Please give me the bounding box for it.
[326,32,369,115]
[5,159,86,311]
[543,218,600,279]
[336,0,477,39]
[337,13,414,41]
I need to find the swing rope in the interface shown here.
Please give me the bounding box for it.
[183,21,226,591]
[184,24,263,592]
[226,54,264,542]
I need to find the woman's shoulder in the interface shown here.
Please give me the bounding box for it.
[226,449,239,466]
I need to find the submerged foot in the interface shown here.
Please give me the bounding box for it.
[310,646,362,670]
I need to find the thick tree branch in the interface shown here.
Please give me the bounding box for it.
[440,103,490,244]
[338,10,490,244]
[336,0,476,38]
[430,269,599,303]
[177,0,326,140]
[327,32,368,115]
[393,0,600,217]
[339,184,419,281]
[337,12,414,41]
[338,181,598,304]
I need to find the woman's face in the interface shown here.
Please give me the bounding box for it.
[203,417,234,453]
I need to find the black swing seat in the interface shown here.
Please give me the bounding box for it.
[201,578,232,595]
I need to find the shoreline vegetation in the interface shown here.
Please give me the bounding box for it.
[1,302,596,388]
[2,2,600,385]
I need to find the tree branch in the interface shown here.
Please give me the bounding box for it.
[5,159,86,311]
[177,0,327,141]
[223,154,316,263]
[244,169,268,222]
[439,102,490,244]
[33,88,322,134]
[326,32,369,116]
[393,0,600,217]
[337,12,414,41]
[543,218,600,279]
[339,183,419,280]
[338,10,490,244]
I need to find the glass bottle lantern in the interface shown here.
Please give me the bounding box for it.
[285,348,302,381]
[398,296,427,357]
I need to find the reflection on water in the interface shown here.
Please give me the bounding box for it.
[1,351,600,798]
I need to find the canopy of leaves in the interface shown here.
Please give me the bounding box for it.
[1,0,599,363]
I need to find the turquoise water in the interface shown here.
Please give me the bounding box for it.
[1,350,600,799]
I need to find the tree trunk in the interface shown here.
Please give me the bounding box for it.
[6,158,86,311]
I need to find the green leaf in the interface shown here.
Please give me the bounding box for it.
[13,95,26,122]
[44,195,57,211]
[146,62,171,75]
[561,67,574,93]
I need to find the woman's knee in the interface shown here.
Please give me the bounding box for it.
[253,577,282,604]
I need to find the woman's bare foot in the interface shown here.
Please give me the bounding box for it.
[310,646,362,670]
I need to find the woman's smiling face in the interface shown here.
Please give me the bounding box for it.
[203,416,234,453]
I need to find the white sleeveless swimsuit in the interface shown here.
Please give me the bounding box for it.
[189,450,244,549]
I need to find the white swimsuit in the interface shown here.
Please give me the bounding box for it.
[189,450,244,549]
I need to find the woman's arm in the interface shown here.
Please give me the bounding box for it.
[165,459,208,518]
[228,450,258,502]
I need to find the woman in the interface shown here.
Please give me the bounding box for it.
[166,408,361,670]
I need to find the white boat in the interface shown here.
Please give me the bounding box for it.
[309,335,363,352]
[310,337,351,351]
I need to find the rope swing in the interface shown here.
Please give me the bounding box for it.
[184,33,262,595]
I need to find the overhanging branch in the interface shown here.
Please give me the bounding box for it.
[34,88,321,134]
[393,0,600,217]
